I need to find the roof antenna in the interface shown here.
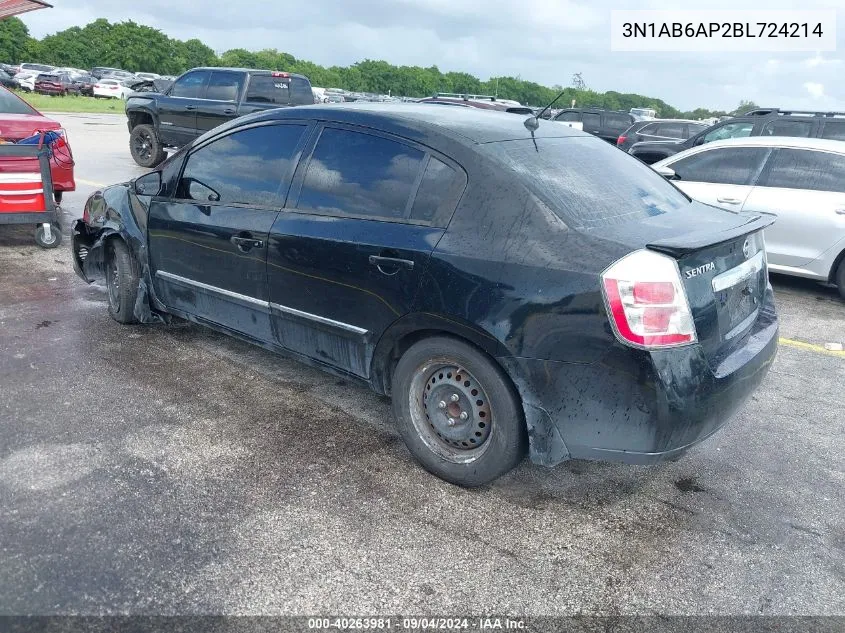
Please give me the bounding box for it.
[524,88,567,152]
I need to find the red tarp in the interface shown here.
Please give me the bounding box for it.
[0,0,51,19]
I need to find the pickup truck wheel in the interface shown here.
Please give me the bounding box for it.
[130,124,166,168]
[106,239,140,324]
[391,337,527,487]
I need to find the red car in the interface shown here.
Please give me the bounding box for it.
[0,86,75,203]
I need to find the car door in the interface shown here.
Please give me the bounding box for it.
[156,70,210,146]
[554,110,583,131]
[663,146,771,212]
[148,121,311,342]
[743,148,845,269]
[196,71,245,134]
[266,124,465,377]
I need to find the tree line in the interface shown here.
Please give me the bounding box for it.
[0,17,738,118]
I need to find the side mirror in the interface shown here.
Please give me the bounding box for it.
[694,136,706,146]
[133,172,161,196]
[655,166,677,180]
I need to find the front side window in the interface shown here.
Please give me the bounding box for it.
[670,147,770,185]
[170,71,209,99]
[555,111,581,122]
[758,149,845,193]
[297,127,424,220]
[702,122,754,144]
[176,124,307,207]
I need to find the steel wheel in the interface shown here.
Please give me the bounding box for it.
[410,361,494,464]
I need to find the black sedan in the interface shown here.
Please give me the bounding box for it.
[71,104,778,487]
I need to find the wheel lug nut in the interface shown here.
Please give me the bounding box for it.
[450,394,460,402]
[447,418,456,426]
[460,412,468,421]
[438,401,447,409]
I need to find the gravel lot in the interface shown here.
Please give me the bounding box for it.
[1,113,843,617]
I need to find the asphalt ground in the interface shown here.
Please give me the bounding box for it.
[0,113,843,618]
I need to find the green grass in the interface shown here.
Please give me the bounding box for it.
[13,90,127,115]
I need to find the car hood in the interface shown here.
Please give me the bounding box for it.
[0,113,60,140]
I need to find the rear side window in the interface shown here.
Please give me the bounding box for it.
[176,124,307,207]
[758,148,845,193]
[670,147,769,185]
[410,157,465,224]
[246,75,291,105]
[821,121,845,141]
[605,113,633,132]
[170,71,208,98]
[487,137,689,229]
[761,120,813,138]
[290,77,313,105]
[206,71,243,101]
[581,113,601,131]
[297,127,424,220]
[637,122,660,135]
[654,122,685,138]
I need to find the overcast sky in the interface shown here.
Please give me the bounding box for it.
[21,0,845,112]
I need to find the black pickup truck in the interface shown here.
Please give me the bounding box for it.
[125,67,314,167]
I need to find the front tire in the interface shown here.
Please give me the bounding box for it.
[106,239,140,324]
[391,337,527,487]
[129,124,166,168]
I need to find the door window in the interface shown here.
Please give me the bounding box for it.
[555,111,581,122]
[604,113,633,133]
[206,71,243,101]
[821,121,845,141]
[758,149,845,193]
[701,122,754,144]
[581,113,601,131]
[670,147,770,185]
[170,71,209,98]
[176,124,307,207]
[761,120,813,138]
[410,157,465,224]
[297,127,425,220]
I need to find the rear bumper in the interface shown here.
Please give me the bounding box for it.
[505,293,779,466]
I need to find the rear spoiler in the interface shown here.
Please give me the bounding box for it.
[647,214,776,258]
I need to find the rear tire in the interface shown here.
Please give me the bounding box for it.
[836,259,845,301]
[129,124,166,168]
[106,239,140,324]
[391,337,527,487]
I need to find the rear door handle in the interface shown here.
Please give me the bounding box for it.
[231,235,264,252]
[369,255,414,272]
[717,197,741,205]
[223,108,236,115]
[184,105,197,111]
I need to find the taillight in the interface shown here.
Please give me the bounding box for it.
[271,71,290,78]
[616,135,627,146]
[601,249,696,349]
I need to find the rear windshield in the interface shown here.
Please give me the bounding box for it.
[246,75,291,104]
[485,136,689,229]
[0,88,38,115]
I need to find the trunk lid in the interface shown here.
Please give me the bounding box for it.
[588,205,775,367]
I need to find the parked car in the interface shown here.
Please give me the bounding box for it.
[72,74,97,97]
[630,107,657,120]
[124,67,314,167]
[652,136,845,298]
[93,78,131,99]
[629,108,845,164]
[552,108,636,143]
[35,72,81,96]
[18,63,54,74]
[71,104,777,487]
[135,72,161,81]
[101,70,138,82]
[0,63,20,75]
[0,86,75,203]
[617,119,709,152]
[0,69,16,89]
[91,67,133,80]
[13,72,37,92]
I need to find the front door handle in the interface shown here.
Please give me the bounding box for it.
[231,235,264,252]
[223,108,236,115]
[369,255,414,274]
[717,197,741,205]
[184,105,197,111]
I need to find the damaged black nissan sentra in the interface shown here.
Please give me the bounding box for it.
[72,104,778,487]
